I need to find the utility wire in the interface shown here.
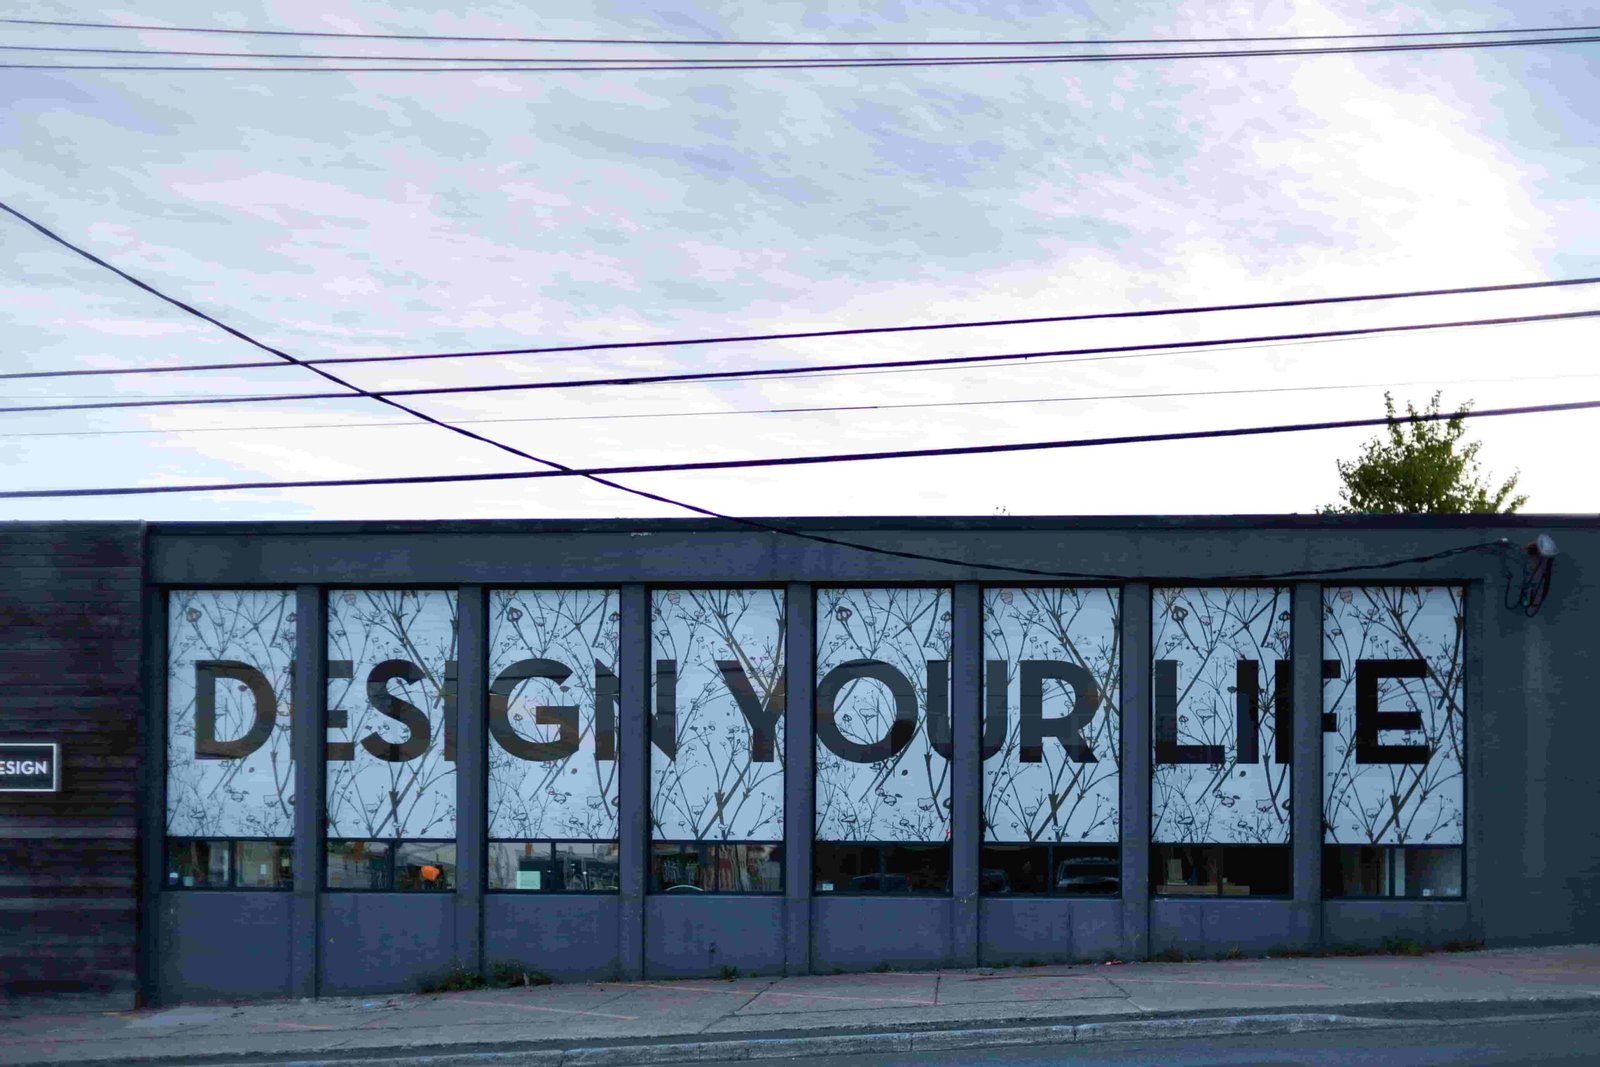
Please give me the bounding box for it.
[4,398,1596,500]
[12,371,1597,431]
[3,14,1596,47]
[4,307,1597,416]
[0,198,1547,584]
[7,34,1600,72]
[5,274,1595,383]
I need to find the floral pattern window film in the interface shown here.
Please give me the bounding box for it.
[166,590,296,838]
[649,589,786,841]
[815,587,952,843]
[326,589,458,840]
[1323,586,1464,846]
[983,587,1121,844]
[488,589,621,841]
[1151,587,1292,845]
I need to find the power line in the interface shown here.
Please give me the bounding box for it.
[7,33,1600,72]
[7,370,1595,440]
[0,198,1551,585]
[4,307,1597,416]
[3,14,1595,47]
[4,397,1595,499]
[5,275,1595,383]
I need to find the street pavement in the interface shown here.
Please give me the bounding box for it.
[3,944,1600,1066]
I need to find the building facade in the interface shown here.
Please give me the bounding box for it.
[2,516,1596,1009]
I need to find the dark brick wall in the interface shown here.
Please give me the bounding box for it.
[0,523,144,1011]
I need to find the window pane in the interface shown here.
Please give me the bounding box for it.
[981,845,1046,895]
[702,843,782,893]
[1152,588,1292,846]
[554,842,621,892]
[1053,845,1121,897]
[234,840,292,889]
[166,839,231,889]
[1323,845,1389,897]
[1220,846,1291,896]
[650,590,786,842]
[1153,845,1221,896]
[883,843,950,893]
[326,840,391,890]
[816,588,951,843]
[488,841,551,891]
[166,591,295,839]
[983,589,1121,845]
[814,842,878,893]
[652,843,711,893]
[488,590,621,843]
[1406,848,1462,898]
[327,590,458,840]
[1323,587,1465,848]
[395,842,455,891]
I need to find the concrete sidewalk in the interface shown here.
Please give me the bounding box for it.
[5,945,1600,1067]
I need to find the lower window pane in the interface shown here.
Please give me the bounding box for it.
[711,844,782,892]
[1053,845,1121,897]
[166,839,231,888]
[326,840,392,890]
[814,842,877,893]
[234,840,292,889]
[489,841,552,891]
[1152,845,1221,895]
[1324,845,1389,897]
[1219,846,1291,896]
[883,844,951,893]
[395,842,456,891]
[981,845,1049,895]
[554,842,621,891]
[652,843,710,893]
[1405,848,1462,898]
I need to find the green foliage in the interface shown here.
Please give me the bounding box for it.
[488,961,552,988]
[719,965,741,981]
[1327,392,1527,514]
[421,961,552,994]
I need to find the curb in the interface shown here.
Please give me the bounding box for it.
[174,1012,1407,1067]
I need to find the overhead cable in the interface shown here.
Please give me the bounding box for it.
[5,274,1596,383]
[4,398,1596,499]
[3,307,1597,416]
[2,14,1596,47]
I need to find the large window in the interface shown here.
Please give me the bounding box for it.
[814,587,952,895]
[326,590,458,891]
[650,589,786,894]
[165,590,296,890]
[1150,587,1292,897]
[981,587,1121,896]
[486,588,621,893]
[1322,586,1464,899]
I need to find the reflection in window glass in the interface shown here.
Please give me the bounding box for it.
[1323,587,1465,848]
[166,591,295,889]
[326,840,392,890]
[1152,845,1290,896]
[1151,588,1292,845]
[395,842,456,891]
[980,844,1120,896]
[651,843,783,893]
[327,590,458,845]
[1322,846,1462,898]
[813,843,951,894]
[488,590,620,844]
[488,842,621,892]
[234,840,293,889]
[815,588,952,843]
[983,588,1121,846]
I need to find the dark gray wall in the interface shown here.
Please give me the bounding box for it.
[0,522,144,1012]
[15,516,1600,1005]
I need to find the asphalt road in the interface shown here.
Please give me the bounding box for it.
[693,1012,1600,1066]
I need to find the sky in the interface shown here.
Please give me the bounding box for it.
[3,0,1598,521]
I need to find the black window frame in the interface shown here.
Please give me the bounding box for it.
[486,838,622,894]
[979,842,1122,898]
[1321,843,1465,900]
[323,837,458,892]
[812,840,953,896]
[1150,842,1293,899]
[163,836,294,891]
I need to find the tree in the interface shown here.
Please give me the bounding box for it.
[1327,392,1527,514]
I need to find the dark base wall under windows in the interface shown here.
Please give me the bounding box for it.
[13,518,1600,1008]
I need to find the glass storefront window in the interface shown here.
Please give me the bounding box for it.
[980,844,1120,896]
[1322,846,1462,898]
[1151,845,1290,897]
[489,841,621,892]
